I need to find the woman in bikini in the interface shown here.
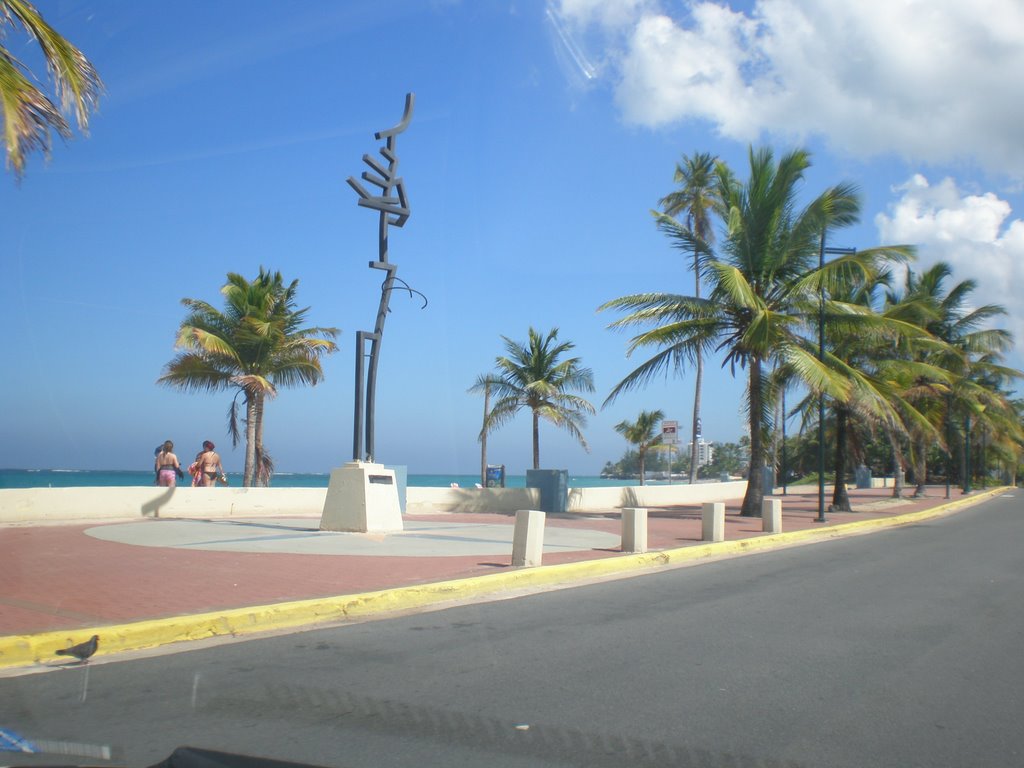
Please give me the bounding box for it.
[194,440,226,487]
[154,440,181,487]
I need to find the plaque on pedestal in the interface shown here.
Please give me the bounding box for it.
[320,461,404,533]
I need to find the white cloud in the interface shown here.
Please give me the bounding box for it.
[876,175,1024,349]
[554,0,652,30]
[554,0,1024,177]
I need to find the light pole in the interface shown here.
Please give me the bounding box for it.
[980,425,987,489]
[945,394,952,499]
[781,388,788,496]
[817,239,856,523]
[962,413,973,493]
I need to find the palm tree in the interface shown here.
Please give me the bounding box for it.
[1,0,103,179]
[614,409,666,485]
[658,151,718,485]
[972,379,1024,486]
[484,327,596,470]
[895,263,1015,496]
[788,269,944,510]
[958,353,1024,488]
[467,372,501,486]
[159,268,339,486]
[602,146,898,517]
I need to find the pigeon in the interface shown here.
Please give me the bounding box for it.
[55,635,99,663]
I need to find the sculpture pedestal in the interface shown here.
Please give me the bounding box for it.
[320,461,404,533]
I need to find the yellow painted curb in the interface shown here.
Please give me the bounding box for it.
[1,485,1011,670]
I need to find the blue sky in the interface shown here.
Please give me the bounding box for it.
[2,0,1023,475]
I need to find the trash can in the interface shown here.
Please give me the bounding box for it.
[855,465,872,489]
[762,465,775,493]
[526,469,568,514]
[486,464,506,488]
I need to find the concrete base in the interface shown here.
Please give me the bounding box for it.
[762,498,782,533]
[702,502,725,542]
[512,509,545,567]
[621,507,648,553]
[320,461,403,533]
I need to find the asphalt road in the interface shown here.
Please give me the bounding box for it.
[2,493,1022,768]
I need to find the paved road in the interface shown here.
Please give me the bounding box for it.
[2,493,1021,767]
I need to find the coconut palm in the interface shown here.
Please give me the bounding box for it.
[159,268,339,486]
[970,376,1024,486]
[467,372,502,486]
[613,409,666,485]
[957,353,1024,489]
[1,0,103,178]
[657,151,718,485]
[786,269,947,509]
[895,263,1016,495]
[484,327,596,470]
[602,146,905,517]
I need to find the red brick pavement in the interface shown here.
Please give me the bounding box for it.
[0,486,989,636]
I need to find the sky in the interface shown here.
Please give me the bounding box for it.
[2,0,1023,476]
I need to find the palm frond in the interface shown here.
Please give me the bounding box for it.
[0,51,67,176]
[1,0,102,177]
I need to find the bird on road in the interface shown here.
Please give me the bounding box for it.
[55,635,99,663]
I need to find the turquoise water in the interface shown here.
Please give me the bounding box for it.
[0,469,634,489]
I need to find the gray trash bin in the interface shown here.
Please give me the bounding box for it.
[526,469,568,514]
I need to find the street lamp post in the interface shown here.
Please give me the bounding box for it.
[781,388,787,496]
[980,425,987,489]
[945,395,952,499]
[962,413,973,494]
[817,239,856,523]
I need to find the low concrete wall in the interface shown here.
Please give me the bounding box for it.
[404,486,539,515]
[0,487,330,524]
[0,485,541,523]
[567,480,748,511]
[0,480,751,524]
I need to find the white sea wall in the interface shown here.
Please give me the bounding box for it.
[0,486,330,524]
[0,480,752,524]
[567,480,749,511]
[403,486,540,515]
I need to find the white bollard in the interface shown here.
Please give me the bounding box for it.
[762,498,782,533]
[621,507,648,553]
[702,502,725,542]
[512,509,546,567]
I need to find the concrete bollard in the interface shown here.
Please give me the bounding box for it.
[762,498,782,533]
[621,507,648,553]
[512,509,546,567]
[702,502,725,542]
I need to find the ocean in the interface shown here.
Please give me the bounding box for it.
[0,469,634,490]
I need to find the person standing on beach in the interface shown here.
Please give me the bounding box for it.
[194,440,226,487]
[155,441,182,487]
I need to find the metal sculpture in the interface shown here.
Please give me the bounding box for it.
[346,93,424,462]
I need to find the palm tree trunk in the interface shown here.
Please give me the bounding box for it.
[912,435,928,497]
[532,409,540,470]
[480,384,490,487]
[689,244,703,485]
[689,351,703,485]
[741,357,764,517]
[253,391,266,487]
[639,447,646,486]
[831,406,852,512]
[888,429,905,499]
[243,392,258,487]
